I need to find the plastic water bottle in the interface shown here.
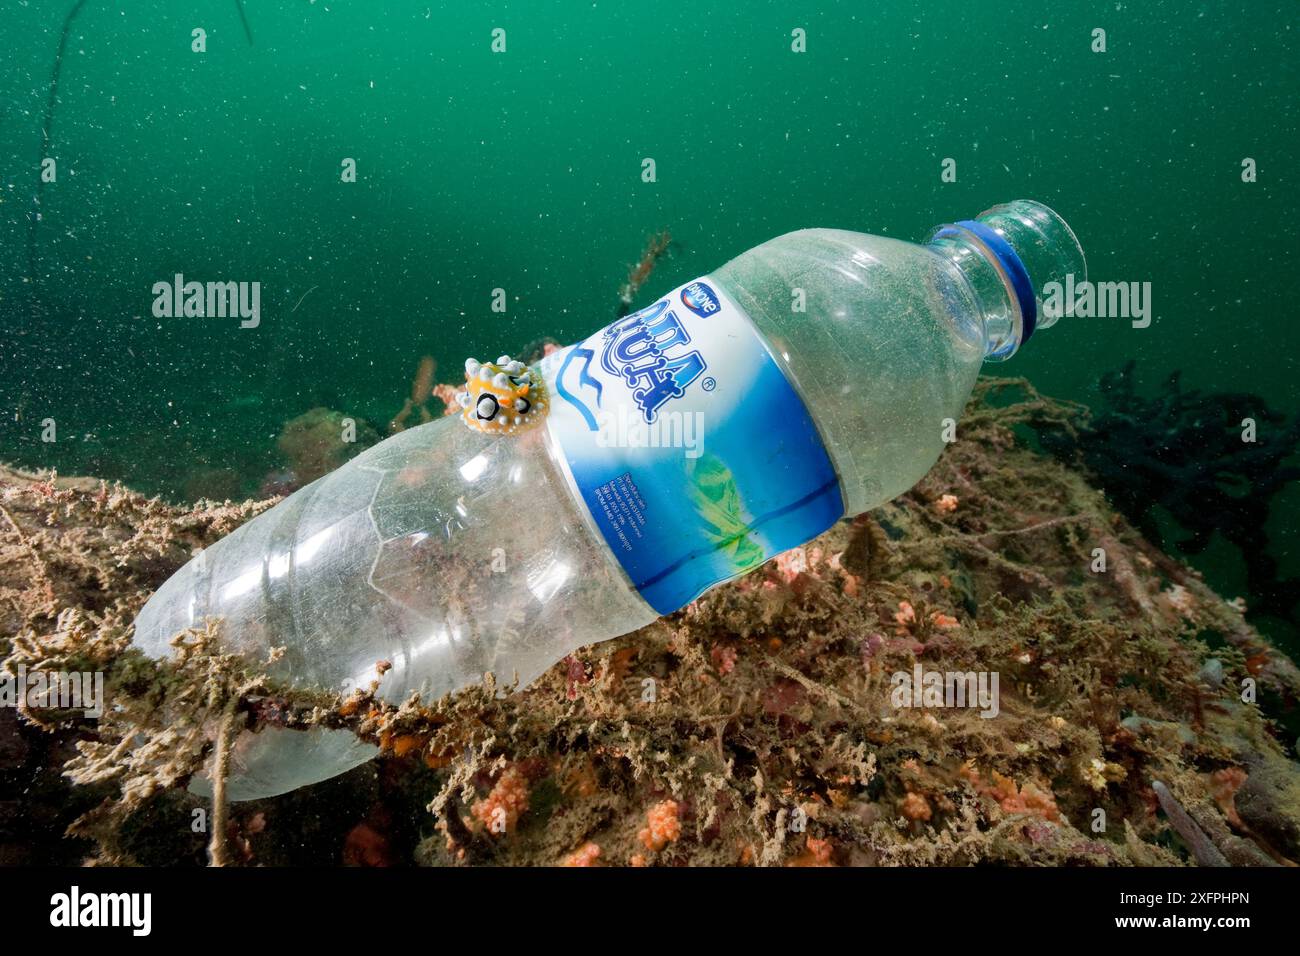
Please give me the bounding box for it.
[133,199,1085,799]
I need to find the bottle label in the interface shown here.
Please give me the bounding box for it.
[540,276,845,615]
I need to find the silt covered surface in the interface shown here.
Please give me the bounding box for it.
[2,380,1299,867]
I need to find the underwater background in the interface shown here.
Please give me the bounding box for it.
[2,0,1298,652]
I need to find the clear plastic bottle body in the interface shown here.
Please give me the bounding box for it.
[714,229,990,517]
[713,198,1086,517]
[134,200,1083,799]
[134,415,657,798]
[134,418,656,705]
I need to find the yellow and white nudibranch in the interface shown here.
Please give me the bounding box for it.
[456,355,548,435]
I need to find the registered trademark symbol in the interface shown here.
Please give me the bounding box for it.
[701,377,716,391]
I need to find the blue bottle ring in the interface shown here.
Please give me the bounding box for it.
[951,219,1038,343]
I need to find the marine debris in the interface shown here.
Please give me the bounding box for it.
[26,0,89,295]
[234,0,254,46]
[26,0,252,306]
[1151,780,1227,867]
[4,378,1300,867]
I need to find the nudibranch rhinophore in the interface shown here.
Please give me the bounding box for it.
[456,355,549,435]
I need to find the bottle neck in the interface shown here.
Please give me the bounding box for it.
[927,225,1026,361]
[926,200,1087,362]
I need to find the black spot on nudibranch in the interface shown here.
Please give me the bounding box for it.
[476,393,500,421]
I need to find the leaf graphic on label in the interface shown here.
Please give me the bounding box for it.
[686,453,766,571]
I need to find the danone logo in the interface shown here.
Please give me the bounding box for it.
[680,281,720,318]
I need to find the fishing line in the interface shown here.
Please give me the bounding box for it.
[26,0,88,292]
[235,0,254,46]
[27,1,255,295]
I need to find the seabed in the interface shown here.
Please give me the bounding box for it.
[2,379,1298,867]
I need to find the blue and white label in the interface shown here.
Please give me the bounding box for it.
[541,276,845,615]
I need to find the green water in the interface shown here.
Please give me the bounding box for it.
[3,2,1298,633]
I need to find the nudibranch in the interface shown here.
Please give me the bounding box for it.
[456,355,548,435]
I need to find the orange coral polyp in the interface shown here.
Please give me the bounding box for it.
[638,799,681,852]
[472,767,531,836]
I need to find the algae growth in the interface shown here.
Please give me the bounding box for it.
[2,380,1299,867]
